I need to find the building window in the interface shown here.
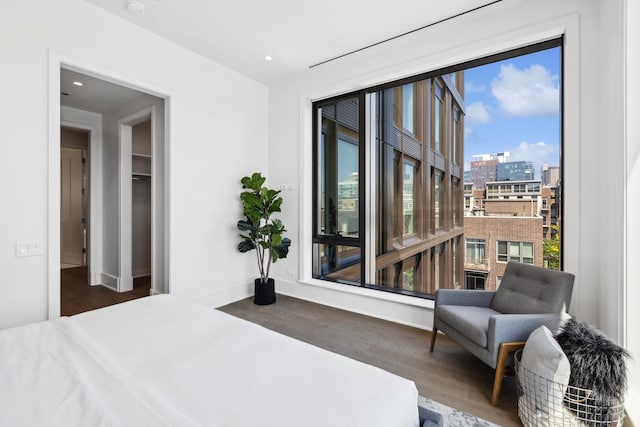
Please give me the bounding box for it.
[497,241,534,264]
[466,239,486,265]
[402,161,417,237]
[402,84,415,134]
[452,178,460,226]
[465,272,486,290]
[433,170,443,231]
[452,107,462,165]
[433,81,444,154]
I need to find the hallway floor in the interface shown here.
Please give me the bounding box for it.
[61,266,151,316]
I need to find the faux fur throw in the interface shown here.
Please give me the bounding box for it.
[554,318,629,424]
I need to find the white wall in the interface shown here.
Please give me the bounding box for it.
[624,0,640,421]
[268,0,637,414]
[0,0,268,328]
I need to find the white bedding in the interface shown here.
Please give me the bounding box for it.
[0,295,419,426]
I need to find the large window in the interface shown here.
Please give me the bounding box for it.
[312,39,563,298]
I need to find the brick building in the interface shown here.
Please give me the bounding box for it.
[463,179,546,290]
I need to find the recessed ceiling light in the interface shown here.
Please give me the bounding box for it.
[72,81,83,87]
[264,56,273,62]
[126,0,146,15]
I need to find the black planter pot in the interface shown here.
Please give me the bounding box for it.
[254,278,276,305]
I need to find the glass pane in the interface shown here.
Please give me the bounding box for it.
[509,242,520,257]
[452,114,458,161]
[497,241,507,262]
[317,98,359,238]
[433,82,444,154]
[312,243,360,284]
[403,163,415,236]
[338,139,358,237]
[433,172,441,230]
[463,45,563,291]
[392,152,400,238]
[433,246,440,291]
[402,84,414,133]
[402,269,414,291]
[452,178,459,225]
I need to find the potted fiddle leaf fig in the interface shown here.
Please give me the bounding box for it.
[237,172,291,305]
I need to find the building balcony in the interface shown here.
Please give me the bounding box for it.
[464,257,490,272]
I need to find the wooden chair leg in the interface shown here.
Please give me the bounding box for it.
[491,341,525,406]
[429,328,438,352]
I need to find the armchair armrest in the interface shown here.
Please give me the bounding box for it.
[487,313,565,355]
[435,289,495,307]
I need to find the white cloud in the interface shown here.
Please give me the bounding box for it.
[491,64,559,116]
[510,141,559,172]
[466,102,491,124]
[464,82,486,93]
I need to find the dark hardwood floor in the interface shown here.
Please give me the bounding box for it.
[219,294,521,427]
[61,266,151,316]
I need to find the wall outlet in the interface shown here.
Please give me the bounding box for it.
[286,268,296,277]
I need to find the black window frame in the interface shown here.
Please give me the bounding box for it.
[311,37,565,297]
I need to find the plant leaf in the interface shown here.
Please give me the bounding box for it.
[238,240,255,253]
[241,172,266,191]
[237,219,255,232]
[272,237,291,261]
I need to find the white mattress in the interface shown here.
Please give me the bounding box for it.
[0,295,419,426]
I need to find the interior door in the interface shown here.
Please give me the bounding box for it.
[61,147,86,266]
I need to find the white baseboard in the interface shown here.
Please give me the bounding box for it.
[90,271,102,286]
[132,269,151,278]
[100,272,119,291]
[190,281,253,308]
[61,252,83,266]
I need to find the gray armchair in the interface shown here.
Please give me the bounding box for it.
[429,262,574,405]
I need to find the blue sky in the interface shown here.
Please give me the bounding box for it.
[463,47,561,178]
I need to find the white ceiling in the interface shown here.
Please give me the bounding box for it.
[85,0,500,86]
[61,68,157,114]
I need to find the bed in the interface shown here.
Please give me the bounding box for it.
[0,294,419,426]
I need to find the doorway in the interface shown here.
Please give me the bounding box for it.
[60,129,88,268]
[54,64,169,317]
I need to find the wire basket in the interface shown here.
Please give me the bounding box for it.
[515,350,625,426]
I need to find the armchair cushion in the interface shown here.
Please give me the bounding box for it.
[488,313,567,350]
[490,262,574,314]
[437,306,500,348]
[434,289,494,307]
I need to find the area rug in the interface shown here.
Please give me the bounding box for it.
[418,395,500,427]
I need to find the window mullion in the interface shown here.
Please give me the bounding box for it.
[365,92,377,285]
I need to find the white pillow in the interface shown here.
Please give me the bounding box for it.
[519,326,571,418]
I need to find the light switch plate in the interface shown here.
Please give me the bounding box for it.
[16,240,45,257]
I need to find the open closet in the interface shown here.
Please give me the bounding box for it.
[132,120,152,284]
